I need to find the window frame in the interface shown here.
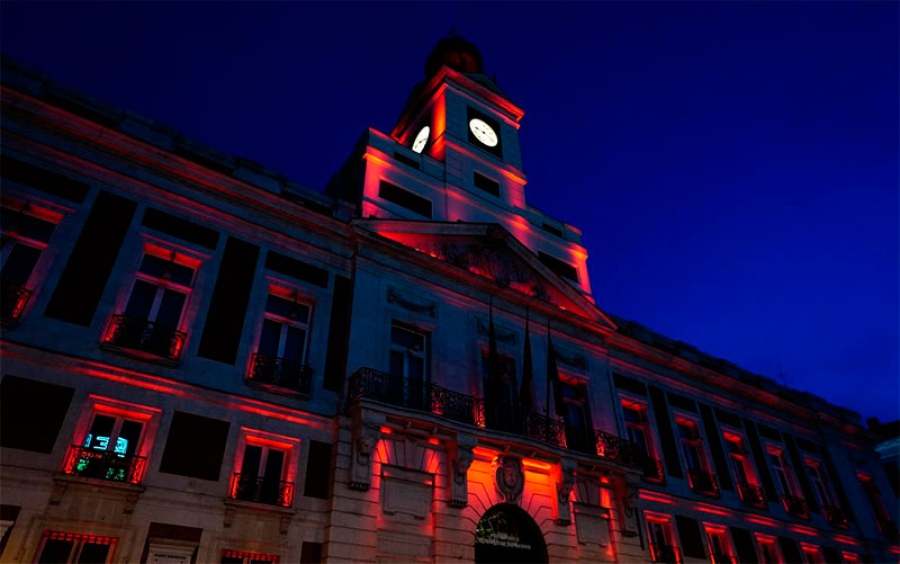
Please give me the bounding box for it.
[703,524,734,564]
[754,534,782,564]
[64,396,161,485]
[229,427,301,508]
[33,531,117,564]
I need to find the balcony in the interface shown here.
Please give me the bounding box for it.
[782,493,809,519]
[348,367,483,426]
[101,315,186,365]
[1,283,32,326]
[62,445,147,484]
[737,481,767,508]
[650,543,682,564]
[821,503,850,529]
[229,473,294,508]
[347,368,642,468]
[247,353,313,397]
[640,456,666,484]
[687,468,719,496]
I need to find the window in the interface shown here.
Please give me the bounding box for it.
[378,180,432,218]
[647,516,681,564]
[560,381,593,454]
[248,288,313,396]
[63,399,159,485]
[35,531,116,564]
[755,535,782,564]
[482,352,517,433]
[858,473,898,540]
[705,526,734,564]
[538,251,578,282]
[0,202,59,324]
[102,246,197,363]
[768,445,808,518]
[677,417,717,495]
[388,322,428,409]
[473,172,500,197]
[229,429,298,508]
[805,457,848,527]
[724,430,764,507]
[221,549,279,564]
[801,543,822,564]
[622,398,663,482]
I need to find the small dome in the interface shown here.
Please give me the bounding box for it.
[424,34,484,77]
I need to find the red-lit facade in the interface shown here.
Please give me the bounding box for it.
[0,39,897,563]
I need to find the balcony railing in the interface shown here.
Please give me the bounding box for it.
[640,456,666,483]
[594,429,641,467]
[348,367,483,426]
[347,367,642,467]
[782,493,809,519]
[737,481,767,508]
[650,543,682,564]
[247,353,313,397]
[229,473,294,508]
[101,315,186,364]
[1,283,32,326]
[63,445,147,484]
[821,503,850,529]
[687,468,719,496]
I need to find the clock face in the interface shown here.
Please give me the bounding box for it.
[468,118,498,147]
[411,125,430,154]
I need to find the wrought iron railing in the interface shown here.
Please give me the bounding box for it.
[347,367,642,466]
[687,468,719,495]
[821,504,850,529]
[348,367,483,426]
[101,315,186,363]
[737,481,767,508]
[229,473,294,508]
[63,445,147,484]
[247,353,313,396]
[650,543,682,564]
[640,456,666,483]
[594,429,641,467]
[782,493,809,519]
[1,283,32,326]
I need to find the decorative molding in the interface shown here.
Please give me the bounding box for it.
[413,232,554,303]
[448,434,476,508]
[349,410,384,491]
[387,287,436,317]
[556,458,577,526]
[494,455,525,504]
[476,317,518,345]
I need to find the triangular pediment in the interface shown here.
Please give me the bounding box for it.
[355,219,617,331]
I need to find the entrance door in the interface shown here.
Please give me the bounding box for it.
[474,503,548,564]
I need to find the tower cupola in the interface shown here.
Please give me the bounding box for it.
[423,34,484,77]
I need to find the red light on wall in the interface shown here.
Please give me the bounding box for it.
[522,459,552,471]
[380,426,392,435]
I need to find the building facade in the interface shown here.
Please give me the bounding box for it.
[1,38,897,563]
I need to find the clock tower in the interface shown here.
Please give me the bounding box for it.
[326,35,594,300]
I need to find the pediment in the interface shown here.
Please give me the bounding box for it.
[356,220,616,330]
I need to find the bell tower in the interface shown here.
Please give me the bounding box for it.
[325,35,594,300]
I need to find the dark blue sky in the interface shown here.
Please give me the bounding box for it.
[3,1,897,424]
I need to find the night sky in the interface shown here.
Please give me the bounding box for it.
[2,2,897,425]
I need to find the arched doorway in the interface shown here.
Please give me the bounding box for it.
[474,503,548,564]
